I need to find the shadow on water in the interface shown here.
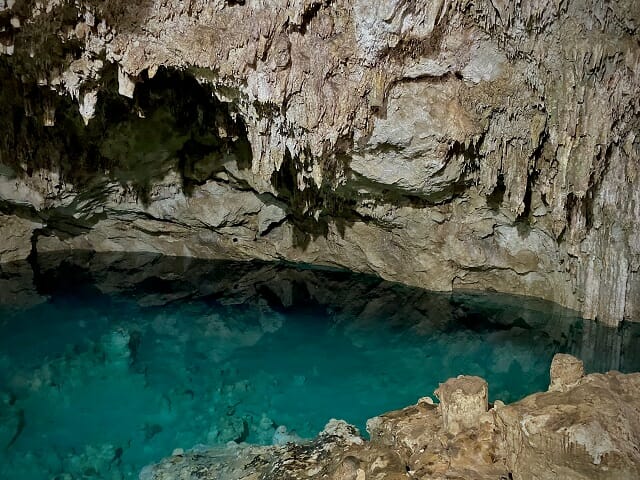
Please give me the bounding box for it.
[1,251,639,374]
[0,251,638,479]
[16,253,640,363]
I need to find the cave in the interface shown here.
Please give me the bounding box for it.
[1,0,639,479]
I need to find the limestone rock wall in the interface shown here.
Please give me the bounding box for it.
[0,0,639,324]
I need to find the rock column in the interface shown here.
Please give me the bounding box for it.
[548,353,584,392]
[435,375,488,435]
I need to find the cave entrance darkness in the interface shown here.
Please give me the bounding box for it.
[0,63,252,205]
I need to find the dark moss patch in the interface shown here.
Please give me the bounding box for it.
[0,64,251,206]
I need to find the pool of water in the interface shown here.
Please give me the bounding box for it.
[1,252,638,479]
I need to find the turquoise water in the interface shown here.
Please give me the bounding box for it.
[0,253,638,479]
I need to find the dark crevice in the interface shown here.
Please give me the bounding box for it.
[26,227,43,278]
[258,214,291,238]
[269,148,329,249]
[584,189,595,231]
[583,143,613,231]
[289,1,332,35]
[0,199,42,224]
[516,168,538,226]
[446,137,483,176]
[487,174,506,212]
[387,18,447,60]
[2,63,252,198]
[269,148,365,249]
[2,64,253,240]
[565,192,581,229]
[516,124,547,227]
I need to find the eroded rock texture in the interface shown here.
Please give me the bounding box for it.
[141,355,640,480]
[0,0,639,324]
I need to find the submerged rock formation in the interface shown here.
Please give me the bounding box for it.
[0,0,639,325]
[3,251,640,374]
[140,354,640,479]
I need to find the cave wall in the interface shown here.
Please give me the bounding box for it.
[0,0,639,325]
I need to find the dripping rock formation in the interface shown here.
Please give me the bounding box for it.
[0,0,639,324]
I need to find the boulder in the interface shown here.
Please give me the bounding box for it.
[549,353,585,392]
[435,375,489,435]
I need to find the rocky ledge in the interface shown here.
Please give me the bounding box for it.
[140,354,640,480]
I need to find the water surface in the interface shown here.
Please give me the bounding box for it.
[1,252,638,479]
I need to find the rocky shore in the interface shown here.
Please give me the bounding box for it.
[141,354,640,480]
[1,0,638,476]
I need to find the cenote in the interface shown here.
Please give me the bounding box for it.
[1,252,638,480]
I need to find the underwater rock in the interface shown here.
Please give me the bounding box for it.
[102,328,133,367]
[143,355,640,480]
[62,443,127,480]
[207,416,248,444]
[271,425,303,446]
[0,395,20,451]
[253,413,276,444]
[271,425,302,446]
[143,424,163,442]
